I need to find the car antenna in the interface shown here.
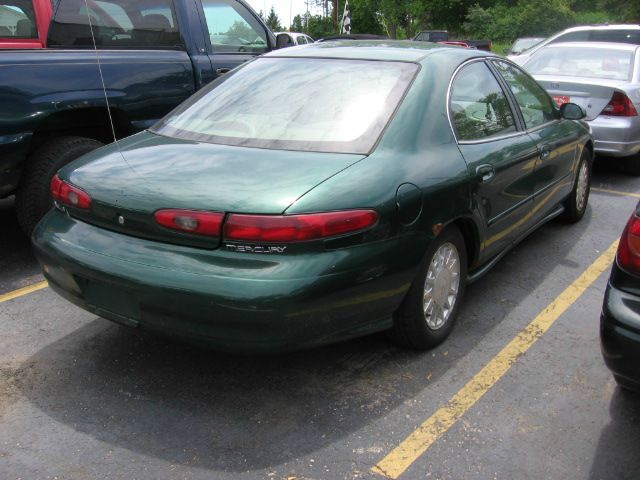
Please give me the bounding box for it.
[83,0,122,153]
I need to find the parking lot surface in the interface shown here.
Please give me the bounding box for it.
[1,162,639,479]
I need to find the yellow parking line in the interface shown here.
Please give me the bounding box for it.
[0,281,48,304]
[592,187,640,199]
[372,240,619,479]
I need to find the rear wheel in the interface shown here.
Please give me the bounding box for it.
[16,136,103,236]
[561,150,591,223]
[390,226,467,350]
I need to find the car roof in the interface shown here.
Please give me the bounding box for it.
[264,40,489,62]
[540,41,640,51]
[557,24,640,32]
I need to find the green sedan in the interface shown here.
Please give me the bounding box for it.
[32,41,593,352]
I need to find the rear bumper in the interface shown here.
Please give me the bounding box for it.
[32,210,417,352]
[589,116,640,157]
[600,280,640,386]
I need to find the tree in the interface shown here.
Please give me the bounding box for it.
[291,14,305,33]
[265,7,283,31]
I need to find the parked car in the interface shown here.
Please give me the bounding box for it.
[0,0,52,48]
[33,42,593,353]
[505,36,544,55]
[413,30,492,51]
[273,31,314,46]
[522,42,640,173]
[509,24,640,65]
[601,201,640,393]
[0,0,289,235]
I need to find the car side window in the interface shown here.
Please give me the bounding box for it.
[296,35,306,44]
[550,31,588,43]
[492,60,557,129]
[449,61,517,141]
[201,0,268,54]
[48,0,183,48]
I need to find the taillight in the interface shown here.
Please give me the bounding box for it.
[224,210,378,242]
[600,91,638,117]
[50,174,92,209]
[155,209,224,237]
[617,212,640,274]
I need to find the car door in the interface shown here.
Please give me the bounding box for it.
[491,60,580,221]
[199,0,269,79]
[450,60,540,262]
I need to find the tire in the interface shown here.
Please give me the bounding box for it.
[390,226,468,350]
[15,136,103,236]
[561,149,591,223]
[624,154,640,176]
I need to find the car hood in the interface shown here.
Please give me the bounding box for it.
[59,131,366,247]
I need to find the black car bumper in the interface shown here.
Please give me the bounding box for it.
[600,279,640,389]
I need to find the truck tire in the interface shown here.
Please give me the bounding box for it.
[16,136,103,236]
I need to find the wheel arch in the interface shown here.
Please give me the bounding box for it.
[444,215,481,269]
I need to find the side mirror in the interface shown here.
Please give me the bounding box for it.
[560,102,586,120]
[275,33,294,49]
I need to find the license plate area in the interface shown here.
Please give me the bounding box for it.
[78,277,141,321]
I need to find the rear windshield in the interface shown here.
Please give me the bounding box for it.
[525,46,635,81]
[153,57,418,154]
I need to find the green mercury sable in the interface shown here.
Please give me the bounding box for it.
[32,41,593,353]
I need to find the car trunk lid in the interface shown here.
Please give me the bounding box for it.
[533,75,631,121]
[60,131,366,249]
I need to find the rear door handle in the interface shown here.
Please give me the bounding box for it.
[476,164,495,183]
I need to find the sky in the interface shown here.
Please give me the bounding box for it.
[245,0,324,30]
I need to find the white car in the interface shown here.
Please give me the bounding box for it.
[509,24,640,65]
[273,32,314,46]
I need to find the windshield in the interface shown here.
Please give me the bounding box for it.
[152,57,418,154]
[512,38,544,53]
[525,46,635,81]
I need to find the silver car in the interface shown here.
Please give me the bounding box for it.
[509,24,640,66]
[523,42,640,173]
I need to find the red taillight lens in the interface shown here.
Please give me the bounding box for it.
[617,212,640,274]
[600,91,638,117]
[50,174,92,209]
[155,209,224,237]
[224,210,378,242]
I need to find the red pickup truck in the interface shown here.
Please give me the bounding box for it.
[0,0,53,48]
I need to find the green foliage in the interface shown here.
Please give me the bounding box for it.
[306,14,338,38]
[302,0,639,43]
[227,20,256,39]
[265,7,282,32]
[291,14,305,33]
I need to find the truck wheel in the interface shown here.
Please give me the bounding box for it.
[389,226,467,350]
[561,150,590,223]
[16,136,103,236]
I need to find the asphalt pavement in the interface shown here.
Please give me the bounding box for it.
[1,161,639,480]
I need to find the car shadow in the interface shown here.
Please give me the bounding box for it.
[588,387,640,480]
